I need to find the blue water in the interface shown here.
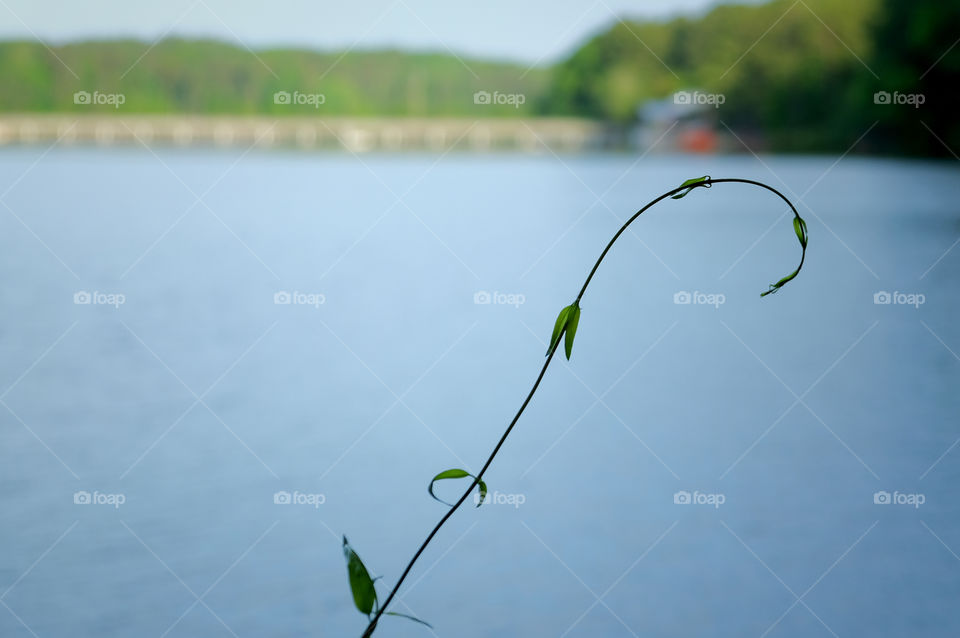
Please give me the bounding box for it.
[0,148,958,637]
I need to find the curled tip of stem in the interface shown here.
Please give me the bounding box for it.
[669,176,807,298]
[759,209,807,297]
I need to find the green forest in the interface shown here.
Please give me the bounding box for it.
[0,0,956,155]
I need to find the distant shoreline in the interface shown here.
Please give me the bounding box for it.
[0,114,613,152]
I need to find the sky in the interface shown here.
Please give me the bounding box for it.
[0,0,765,64]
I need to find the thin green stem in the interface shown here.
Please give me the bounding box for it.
[362,177,803,636]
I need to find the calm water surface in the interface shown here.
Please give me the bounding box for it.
[0,148,958,637]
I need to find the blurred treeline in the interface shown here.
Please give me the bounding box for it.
[0,0,957,155]
[544,0,960,155]
[0,40,548,117]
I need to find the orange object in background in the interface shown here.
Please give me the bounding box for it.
[678,126,717,153]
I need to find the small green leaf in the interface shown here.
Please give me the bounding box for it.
[547,304,574,356]
[564,304,581,360]
[793,216,808,248]
[428,469,487,507]
[343,536,378,617]
[671,175,711,199]
[385,611,434,628]
[430,468,469,485]
[476,478,488,506]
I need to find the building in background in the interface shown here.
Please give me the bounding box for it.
[632,91,734,153]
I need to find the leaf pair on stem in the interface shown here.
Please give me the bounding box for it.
[548,302,581,360]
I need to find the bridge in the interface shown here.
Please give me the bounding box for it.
[0,115,612,152]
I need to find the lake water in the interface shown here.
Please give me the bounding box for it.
[0,147,958,637]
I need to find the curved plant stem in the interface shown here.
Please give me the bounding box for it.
[362,177,803,636]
